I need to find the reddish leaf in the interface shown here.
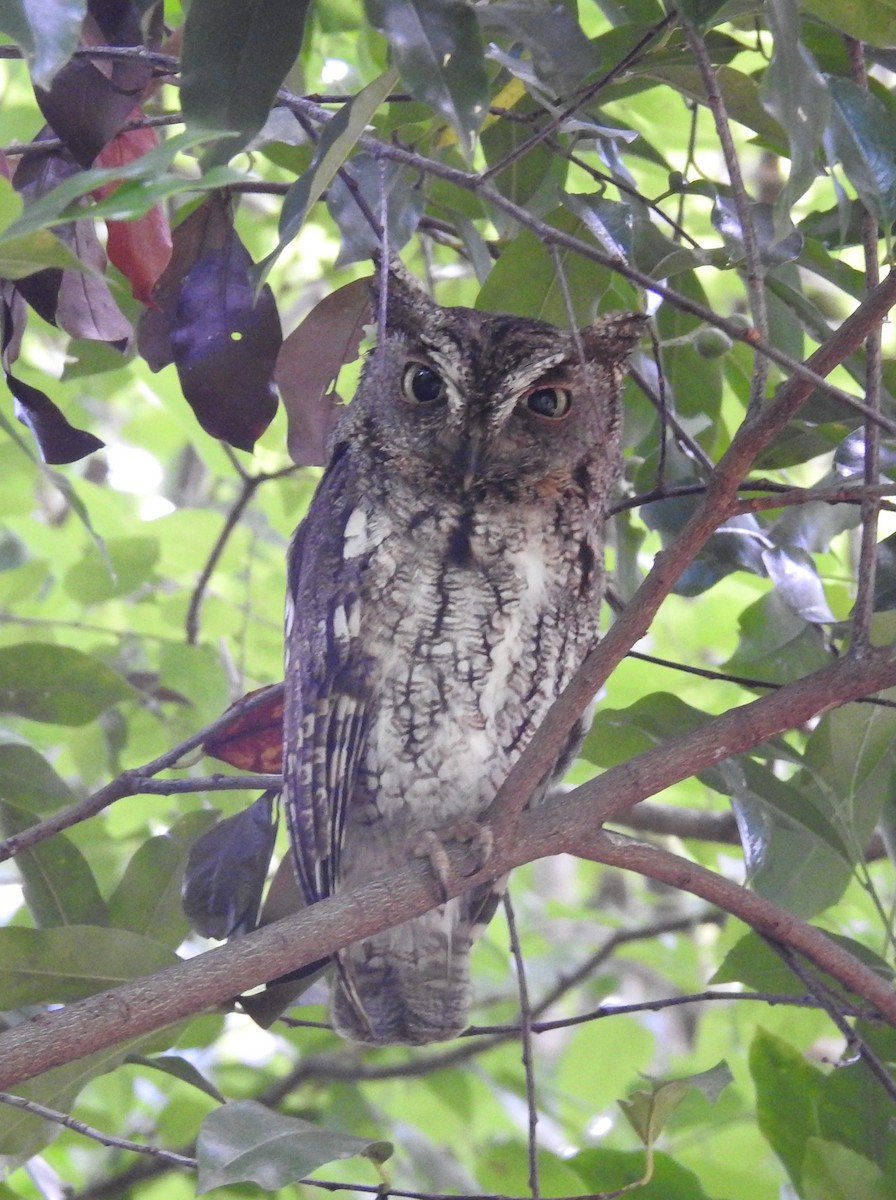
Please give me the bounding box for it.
[95,118,173,304]
[204,686,284,774]
[137,192,234,370]
[275,276,372,467]
[170,237,280,451]
[0,150,11,180]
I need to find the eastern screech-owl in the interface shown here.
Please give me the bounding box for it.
[284,262,642,1045]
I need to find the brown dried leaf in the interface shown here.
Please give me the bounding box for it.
[275,276,372,467]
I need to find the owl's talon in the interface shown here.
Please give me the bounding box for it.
[411,820,493,899]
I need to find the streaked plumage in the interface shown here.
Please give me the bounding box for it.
[284,263,642,1044]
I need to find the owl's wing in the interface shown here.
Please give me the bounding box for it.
[284,443,373,907]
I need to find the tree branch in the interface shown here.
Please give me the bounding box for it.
[2,644,895,1088]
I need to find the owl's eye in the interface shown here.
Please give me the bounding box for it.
[402,363,446,405]
[524,387,572,419]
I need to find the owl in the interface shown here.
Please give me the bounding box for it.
[284,261,643,1045]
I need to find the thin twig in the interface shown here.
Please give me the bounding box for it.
[0,685,284,863]
[503,893,540,1199]
[845,36,883,654]
[186,475,262,645]
[481,13,675,183]
[767,941,896,1104]
[682,20,769,412]
[0,1091,196,1168]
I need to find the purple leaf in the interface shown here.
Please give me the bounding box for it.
[137,192,234,371]
[8,371,105,464]
[170,238,281,451]
[181,792,278,939]
[34,2,153,167]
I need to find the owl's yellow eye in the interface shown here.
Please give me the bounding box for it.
[524,387,572,419]
[402,363,446,404]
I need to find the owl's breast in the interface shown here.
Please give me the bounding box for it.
[341,497,600,831]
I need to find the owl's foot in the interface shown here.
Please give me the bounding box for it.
[411,820,494,900]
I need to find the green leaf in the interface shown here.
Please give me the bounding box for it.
[0,802,108,928]
[256,66,399,282]
[676,0,728,26]
[107,811,218,946]
[0,643,134,725]
[750,1027,824,1190]
[476,206,632,325]
[125,1054,226,1104]
[364,0,488,159]
[0,0,84,88]
[0,926,179,1007]
[802,0,896,48]
[802,1138,892,1200]
[568,1147,716,1199]
[0,1028,183,1166]
[620,1062,733,1146]
[827,77,896,226]
[196,1100,392,1193]
[0,740,76,812]
[1,130,229,241]
[760,0,830,211]
[64,536,160,604]
[180,0,313,167]
[713,928,893,993]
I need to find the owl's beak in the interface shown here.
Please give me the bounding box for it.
[458,428,484,491]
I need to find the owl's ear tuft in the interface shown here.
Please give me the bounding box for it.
[578,312,648,366]
[370,253,436,334]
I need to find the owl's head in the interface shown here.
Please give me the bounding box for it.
[345,261,644,500]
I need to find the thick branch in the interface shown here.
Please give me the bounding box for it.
[1,645,895,1089]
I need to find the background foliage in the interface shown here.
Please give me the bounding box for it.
[1,1,896,1198]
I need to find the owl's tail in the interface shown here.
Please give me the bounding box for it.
[330,899,475,1045]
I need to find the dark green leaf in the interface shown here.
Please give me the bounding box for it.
[125,1054,226,1104]
[196,1100,392,1193]
[364,0,488,159]
[827,77,896,226]
[257,67,398,281]
[760,0,830,209]
[477,2,599,95]
[180,0,312,167]
[327,153,423,266]
[802,1138,892,1200]
[676,0,728,26]
[0,643,134,725]
[476,207,630,324]
[713,929,893,992]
